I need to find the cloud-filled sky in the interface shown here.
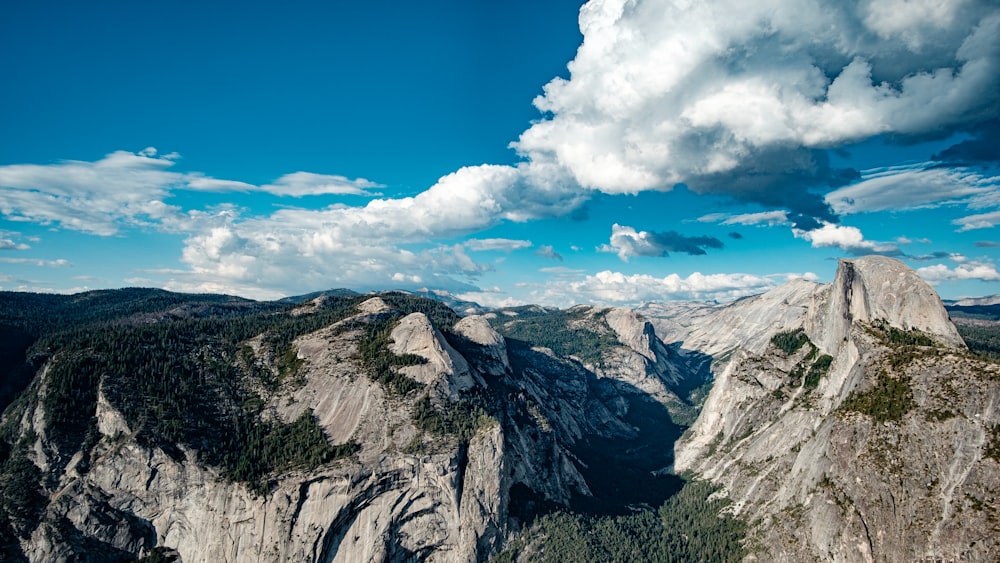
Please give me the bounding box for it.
[2,0,999,307]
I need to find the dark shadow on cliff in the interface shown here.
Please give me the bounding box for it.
[499,338,715,521]
[0,325,38,417]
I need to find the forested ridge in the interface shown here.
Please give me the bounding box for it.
[0,289,380,548]
[489,307,621,367]
[0,288,750,561]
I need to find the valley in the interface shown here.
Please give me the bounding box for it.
[0,256,998,562]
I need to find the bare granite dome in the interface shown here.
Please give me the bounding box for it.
[808,256,965,352]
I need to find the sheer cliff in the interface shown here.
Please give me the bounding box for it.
[2,256,999,562]
[669,257,1000,562]
[0,290,703,562]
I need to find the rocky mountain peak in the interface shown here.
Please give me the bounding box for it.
[604,308,658,362]
[809,256,965,352]
[453,315,509,375]
[389,312,482,399]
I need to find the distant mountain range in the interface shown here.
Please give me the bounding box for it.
[0,256,998,562]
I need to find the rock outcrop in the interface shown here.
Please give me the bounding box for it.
[0,289,704,562]
[807,255,965,353]
[671,257,1000,562]
[389,312,482,399]
[4,258,997,562]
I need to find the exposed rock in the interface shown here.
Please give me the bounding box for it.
[6,259,995,563]
[807,256,965,353]
[679,278,818,358]
[389,312,483,399]
[356,297,390,315]
[453,316,509,376]
[95,388,130,439]
[6,292,703,562]
[674,256,1000,562]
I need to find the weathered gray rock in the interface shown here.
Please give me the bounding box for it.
[453,316,509,376]
[808,256,965,353]
[389,312,483,399]
[10,294,703,562]
[674,256,1000,562]
[10,257,995,562]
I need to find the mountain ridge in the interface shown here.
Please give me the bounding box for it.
[0,256,998,561]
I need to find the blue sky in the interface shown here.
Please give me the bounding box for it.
[1,0,999,307]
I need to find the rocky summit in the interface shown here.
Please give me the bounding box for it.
[0,256,998,562]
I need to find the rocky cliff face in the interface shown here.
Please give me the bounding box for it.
[670,257,1000,562]
[3,257,998,562]
[0,291,702,562]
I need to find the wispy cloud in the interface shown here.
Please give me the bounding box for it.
[465,238,533,252]
[826,164,998,215]
[0,148,384,235]
[0,257,72,267]
[697,210,791,227]
[259,172,382,197]
[535,245,564,261]
[954,209,1000,231]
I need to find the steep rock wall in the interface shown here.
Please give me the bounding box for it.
[675,257,1000,562]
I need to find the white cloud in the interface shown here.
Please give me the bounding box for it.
[599,223,723,261]
[793,221,901,255]
[166,163,588,297]
[600,224,660,261]
[826,164,998,214]
[525,269,808,307]
[259,171,382,197]
[917,261,1000,283]
[465,238,533,252]
[512,0,999,216]
[0,147,593,297]
[954,209,1000,231]
[697,210,791,226]
[0,233,29,250]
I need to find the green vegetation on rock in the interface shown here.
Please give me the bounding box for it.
[985,424,1000,463]
[868,319,935,347]
[227,411,359,494]
[840,371,915,422]
[411,393,494,443]
[955,324,1000,362]
[803,354,833,390]
[771,330,832,391]
[492,308,620,367]
[771,329,810,355]
[134,546,181,563]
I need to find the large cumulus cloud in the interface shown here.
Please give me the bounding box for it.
[515,0,999,221]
